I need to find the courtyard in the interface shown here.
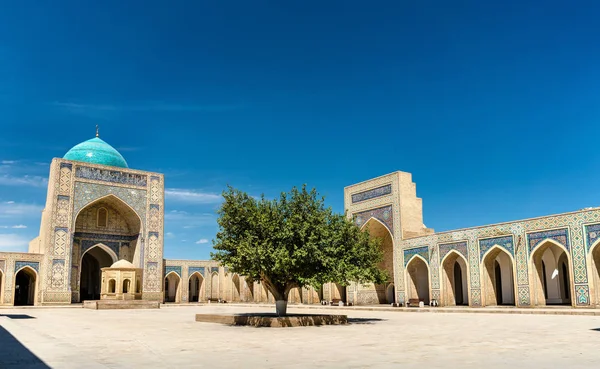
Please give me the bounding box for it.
[1,305,599,368]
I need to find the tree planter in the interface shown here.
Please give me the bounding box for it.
[275,300,288,316]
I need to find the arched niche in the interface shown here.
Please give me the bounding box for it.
[14,266,37,306]
[361,217,395,303]
[405,255,430,305]
[440,250,469,306]
[164,271,181,303]
[79,244,117,301]
[188,272,205,303]
[531,239,572,306]
[481,246,516,306]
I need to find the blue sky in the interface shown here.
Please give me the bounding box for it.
[1,1,600,259]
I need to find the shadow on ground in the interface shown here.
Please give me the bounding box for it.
[347,317,385,324]
[0,325,49,368]
[0,314,36,320]
[590,328,600,332]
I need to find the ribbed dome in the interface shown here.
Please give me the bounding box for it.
[64,137,128,168]
[110,259,136,269]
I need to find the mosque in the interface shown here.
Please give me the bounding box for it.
[1,132,600,308]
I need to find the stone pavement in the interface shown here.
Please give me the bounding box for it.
[1,305,600,368]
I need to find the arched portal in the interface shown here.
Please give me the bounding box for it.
[482,247,515,306]
[210,272,219,300]
[188,272,204,302]
[406,256,430,305]
[590,241,600,307]
[80,245,116,301]
[164,272,181,303]
[531,240,572,306]
[14,267,37,306]
[386,283,395,304]
[361,218,394,303]
[441,251,468,306]
[331,283,346,303]
[74,195,142,302]
[231,275,241,302]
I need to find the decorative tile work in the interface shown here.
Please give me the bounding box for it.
[354,205,394,234]
[479,235,514,260]
[145,262,159,290]
[73,182,147,223]
[439,241,468,262]
[585,223,600,252]
[50,260,65,290]
[470,289,481,306]
[431,289,440,301]
[351,184,392,203]
[75,166,148,187]
[15,261,39,273]
[210,267,219,274]
[59,163,72,194]
[55,196,70,226]
[527,228,570,253]
[165,265,182,277]
[148,232,159,261]
[403,246,429,266]
[518,286,531,306]
[53,228,68,257]
[514,235,529,286]
[81,240,120,255]
[188,266,205,276]
[430,245,440,289]
[150,176,161,203]
[74,232,138,241]
[576,285,590,305]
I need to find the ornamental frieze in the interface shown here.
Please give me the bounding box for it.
[75,166,148,187]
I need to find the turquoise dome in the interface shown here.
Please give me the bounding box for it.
[63,137,128,168]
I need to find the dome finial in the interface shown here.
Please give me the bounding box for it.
[96,124,99,137]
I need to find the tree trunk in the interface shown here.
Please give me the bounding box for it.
[275,300,287,316]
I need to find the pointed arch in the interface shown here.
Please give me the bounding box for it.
[79,243,117,301]
[361,217,395,303]
[188,271,205,302]
[80,243,119,265]
[531,239,573,306]
[440,250,469,306]
[164,271,181,303]
[74,194,144,231]
[210,272,220,300]
[14,266,38,306]
[405,254,430,305]
[588,239,600,307]
[481,245,516,306]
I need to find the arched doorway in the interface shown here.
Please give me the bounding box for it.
[232,274,241,302]
[482,246,515,306]
[386,283,395,304]
[406,256,430,305]
[362,218,394,304]
[74,195,142,302]
[164,272,181,303]
[188,272,204,302]
[590,241,600,307]
[14,267,37,306]
[210,272,219,300]
[80,245,117,301]
[531,240,572,306]
[331,283,346,303]
[441,251,468,306]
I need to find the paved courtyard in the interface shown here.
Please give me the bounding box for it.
[1,305,600,368]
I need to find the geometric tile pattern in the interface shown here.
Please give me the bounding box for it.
[353,205,394,234]
[584,223,600,252]
[75,166,148,187]
[439,241,468,262]
[518,286,530,306]
[73,182,148,223]
[165,265,182,277]
[351,184,392,204]
[15,261,39,273]
[527,228,570,253]
[479,235,514,260]
[403,246,429,266]
[576,285,590,305]
[430,246,440,289]
[188,266,205,277]
[470,289,481,307]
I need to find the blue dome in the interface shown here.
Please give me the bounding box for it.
[63,137,128,168]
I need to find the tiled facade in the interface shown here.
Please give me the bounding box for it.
[345,171,600,308]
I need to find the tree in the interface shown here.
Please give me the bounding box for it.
[211,185,387,316]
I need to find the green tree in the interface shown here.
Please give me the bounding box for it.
[211,185,387,316]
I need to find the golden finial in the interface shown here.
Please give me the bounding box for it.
[96,125,99,137]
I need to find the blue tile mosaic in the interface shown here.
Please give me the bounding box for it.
[75,166,147,186]
[404,246,429,266]
[439,241,468,262]
[354,205,393,234]
[165,266,182,277]
[210,267,219,274]
[15,261,39,273]
[585,223,600,252]
[188,266,205,276]
[351,184,392,203]
[479,235,515,260]
[528,228,569,253]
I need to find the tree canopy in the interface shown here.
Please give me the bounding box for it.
[211,185,387,311]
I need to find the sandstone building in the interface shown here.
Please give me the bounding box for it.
[1,134,599,308]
